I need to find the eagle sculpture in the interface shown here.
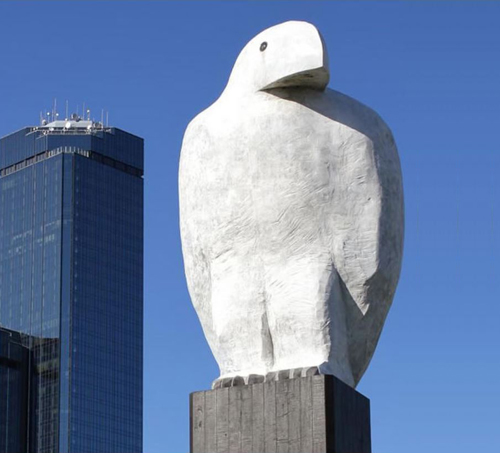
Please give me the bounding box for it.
[179,21,404,388]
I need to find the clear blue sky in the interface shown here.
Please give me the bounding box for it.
[1,1,499,452]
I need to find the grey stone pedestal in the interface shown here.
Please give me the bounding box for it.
[190,375,371,453]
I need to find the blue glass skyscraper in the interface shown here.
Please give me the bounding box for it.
[0,114,143,453]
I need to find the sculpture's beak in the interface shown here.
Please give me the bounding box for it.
[262,65,329,91]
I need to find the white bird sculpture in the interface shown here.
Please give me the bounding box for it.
[179,21,404,388]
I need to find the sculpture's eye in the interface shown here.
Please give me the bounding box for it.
[260,42,268,52]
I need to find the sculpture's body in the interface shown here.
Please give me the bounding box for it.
[179,21,404,388]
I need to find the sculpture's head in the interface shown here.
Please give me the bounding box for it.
[225,21,330,94]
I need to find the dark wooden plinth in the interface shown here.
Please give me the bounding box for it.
[190,375,371,453]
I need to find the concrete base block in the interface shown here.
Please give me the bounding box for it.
[190,374,371,453]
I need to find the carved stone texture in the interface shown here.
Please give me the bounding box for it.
[179,21,404,387]
[190,375,371,453]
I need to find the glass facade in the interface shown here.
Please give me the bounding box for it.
[0,327,29,453]
[0,124,143,453]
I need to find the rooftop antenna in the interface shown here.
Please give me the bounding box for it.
[53,98,57,122]
[101,109,104,127]
[87,109,90,121]
[82,102,85,121]
[106,111,109,127]
[65,100,69,121]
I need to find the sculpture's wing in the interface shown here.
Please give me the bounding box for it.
[324,90,404,384]
[179,114,216,349]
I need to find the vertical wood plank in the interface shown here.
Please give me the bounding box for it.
[252,383,265,452]
[191,392,205,453]
[363,397,372,453]
[299,377,313,453]
[364,398,372,453]
[205,389,217,453]
[264,381,277,453]
[276,379,289,453]
[228,386,242,453]
[287,378,301,452]
[312,376,326,453]
[241,384,253,453]
[216,388,229,453]
[325,375,336,452]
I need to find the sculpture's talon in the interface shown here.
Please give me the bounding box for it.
[231,376,245,386]
[265,371,278,382]
[277,369,290,380]
[247,374,265,385]
[302,366,320,377]
[212,377,233,389]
